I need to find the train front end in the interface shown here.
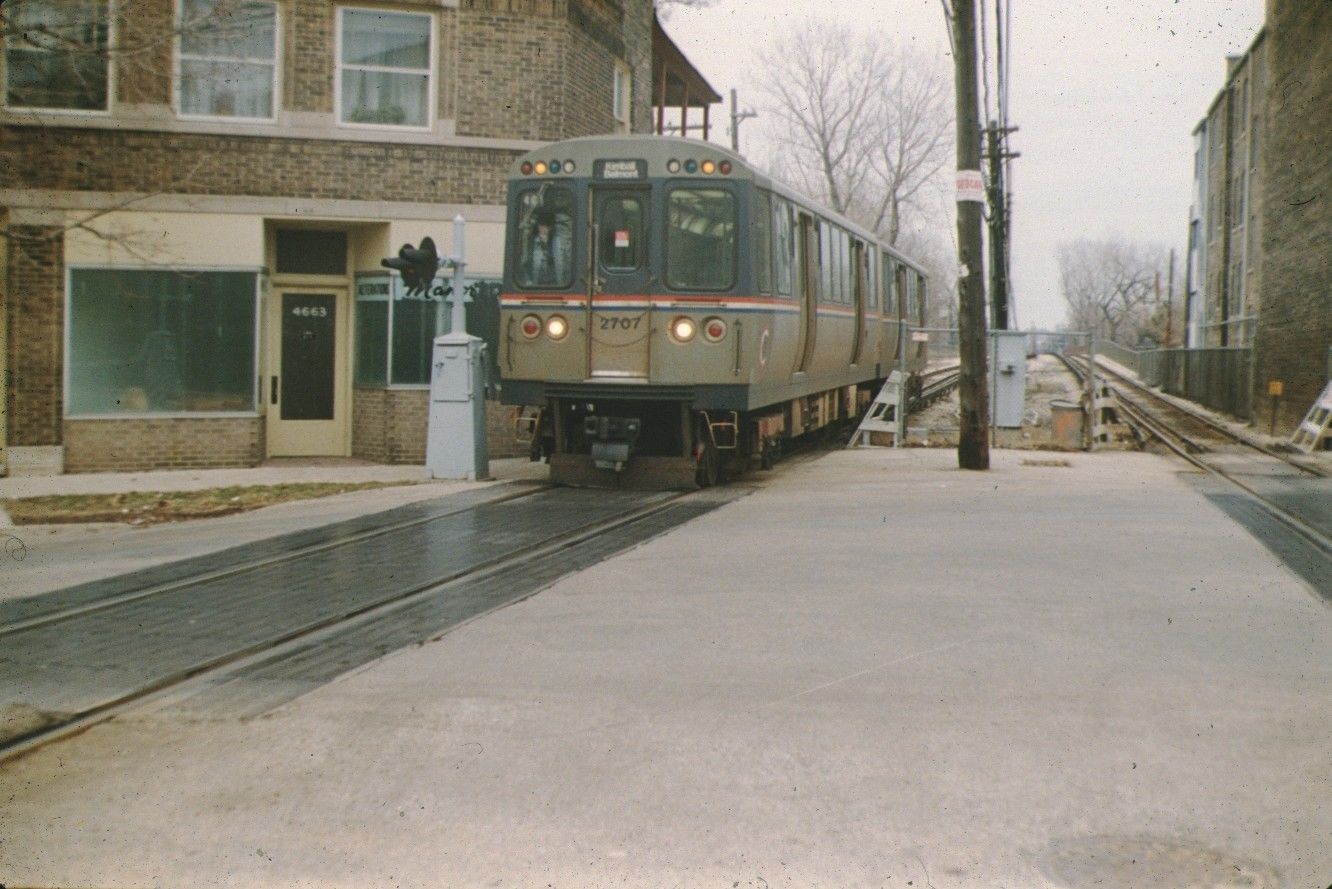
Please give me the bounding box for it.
[499,137,761,489]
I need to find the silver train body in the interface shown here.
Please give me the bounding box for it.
[499,135,928,487]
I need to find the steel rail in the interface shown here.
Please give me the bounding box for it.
[0,483,549,638]
[1090,358,1328,477]
[0,488,696,764]
[1059,353,1332,559]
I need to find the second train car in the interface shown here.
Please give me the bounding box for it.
[499,135,928,488]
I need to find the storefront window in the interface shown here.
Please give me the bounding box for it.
[355,274,501,387]
[67,269,258,414]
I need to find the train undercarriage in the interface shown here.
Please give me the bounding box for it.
[516,381,883,490]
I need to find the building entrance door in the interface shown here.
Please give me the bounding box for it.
[266,289,349,456]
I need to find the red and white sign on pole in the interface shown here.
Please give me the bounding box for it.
[956,169,985,204]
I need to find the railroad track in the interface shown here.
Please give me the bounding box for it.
[1059,353,1332,569]
[0,483,746,763]
[911,364,961,413]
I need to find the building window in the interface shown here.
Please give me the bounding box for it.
[275,229,347,276]
[4,0,110,111]
[177,0,277,119]
[67,268,259,414]
[612,60,631,132]
[355,275,502,387]
[338,7,432,128]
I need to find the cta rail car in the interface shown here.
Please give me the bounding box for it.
[499,135,928,488]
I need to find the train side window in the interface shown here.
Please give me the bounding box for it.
[838,229,851,304]
[515,186,574,289]
[772,198,793,295]
[753,190,772,294]
[916,273,927,324]
[665,188,737,291]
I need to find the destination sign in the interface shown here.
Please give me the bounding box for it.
[596,159,646,180]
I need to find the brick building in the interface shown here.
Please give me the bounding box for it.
[1184,31,1265,350]
[1250,0,1332,434]
[0,0,718,474]
[1186,1,1332,435]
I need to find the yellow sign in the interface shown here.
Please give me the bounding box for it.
[1268,380,1284,397]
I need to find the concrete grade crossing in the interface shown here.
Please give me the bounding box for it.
[0,447,1327,888]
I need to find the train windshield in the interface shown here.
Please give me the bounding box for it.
[665,188,736,291]
[515,186,575,288]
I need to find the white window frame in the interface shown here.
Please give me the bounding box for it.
[174,0,280,123]
[2,0,114,115]
[612,59,631,133]
[335,6,435,132]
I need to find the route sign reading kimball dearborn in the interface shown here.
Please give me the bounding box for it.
[597,159,646,180]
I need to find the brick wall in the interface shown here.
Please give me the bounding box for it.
[352,388,428,463]
[0,128,520,207]
[1253,0,1332,433]
[456,12,569,141]
[355,388,527,463]
[5,225,63,446]
[63,417,263,472]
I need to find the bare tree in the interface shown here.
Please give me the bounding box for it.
[1,0,261,261]
[653,0,718,19]
[1057,237,1170,346]
[753,21,953,248]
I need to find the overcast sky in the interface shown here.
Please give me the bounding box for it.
[660,0,1266,329]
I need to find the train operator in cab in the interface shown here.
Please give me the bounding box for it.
[521,204,571,288]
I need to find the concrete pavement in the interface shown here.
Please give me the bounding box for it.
[0,448,1327,888]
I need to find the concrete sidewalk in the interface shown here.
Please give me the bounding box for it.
[0,457,547,600]
[0,448,1326,888]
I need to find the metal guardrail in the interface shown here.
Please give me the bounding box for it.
[1129,345,1253,420]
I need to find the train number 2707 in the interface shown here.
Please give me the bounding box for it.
[598,314,643,331]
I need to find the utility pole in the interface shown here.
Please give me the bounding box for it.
[729,89,756,154]
[984,121,1018,331]
[951,0,990,469]
[1165,248,1176,347]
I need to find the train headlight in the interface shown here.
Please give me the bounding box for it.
[520,314,542,339]
[702,316,727,342]
[670,316,696,343]
[545,315,569,340]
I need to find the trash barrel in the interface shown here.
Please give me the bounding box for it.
[1050,400,1085,450]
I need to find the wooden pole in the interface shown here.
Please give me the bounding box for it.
[952,0,990,469]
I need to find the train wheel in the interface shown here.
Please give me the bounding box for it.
[695,441,719,488]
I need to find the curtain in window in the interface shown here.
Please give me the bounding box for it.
[340,9,430,127]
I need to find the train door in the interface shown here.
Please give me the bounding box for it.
[794,213,818,373]
[850,240,866,366]
[587,186,652,379]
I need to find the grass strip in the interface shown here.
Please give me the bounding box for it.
[3,481,416,526]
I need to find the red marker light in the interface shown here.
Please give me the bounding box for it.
[520,161,533,175]
[719,161,732,175]
[520,314,542,338]
[702,317,727,342]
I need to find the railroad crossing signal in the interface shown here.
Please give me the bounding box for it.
[381,237,440,296]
